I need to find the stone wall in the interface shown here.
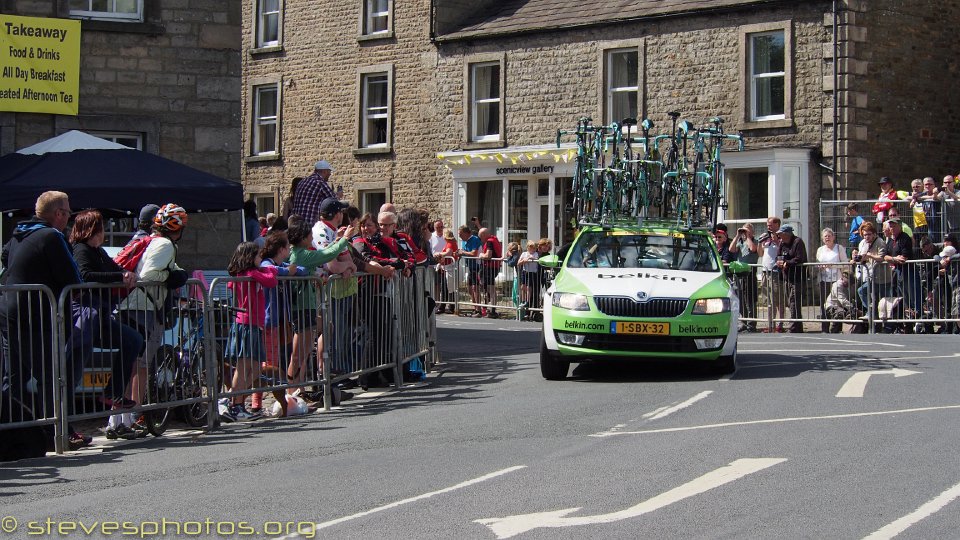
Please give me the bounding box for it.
[854,0,960,190]
[241,0,452,221]
[0,0,243,271]
[242,1,831,228]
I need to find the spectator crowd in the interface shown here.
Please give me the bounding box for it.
[714,174,960,334]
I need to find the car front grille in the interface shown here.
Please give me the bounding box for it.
[579,334,724,353]
[593,296,688,318]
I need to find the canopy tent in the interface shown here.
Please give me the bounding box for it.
[0,130,243,213]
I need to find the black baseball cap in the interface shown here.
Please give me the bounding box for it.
[319,197,349,217]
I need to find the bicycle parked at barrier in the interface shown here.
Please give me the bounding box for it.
[145,297,237,435]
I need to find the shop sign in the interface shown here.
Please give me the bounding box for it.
[0,14,81,115]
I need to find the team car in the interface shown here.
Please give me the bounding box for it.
[537,223,738,379]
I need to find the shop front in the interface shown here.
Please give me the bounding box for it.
[440,145,577,248]
[438,145,813,249]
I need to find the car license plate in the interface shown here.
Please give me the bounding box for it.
[82,370,111,390]
[611,321,670,335]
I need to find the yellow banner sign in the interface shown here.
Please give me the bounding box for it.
[0,14,80,115]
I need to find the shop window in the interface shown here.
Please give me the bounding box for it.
[252,83,280,156]
[255,0,281,49]
[606,48,639,124]
[69,0,142,21]
[469,61,502,143]
[726,171,769,221]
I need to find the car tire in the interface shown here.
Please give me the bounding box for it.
[712,349,737,375]
[540,335,569,380]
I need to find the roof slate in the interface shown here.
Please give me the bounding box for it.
[439,0,789,40]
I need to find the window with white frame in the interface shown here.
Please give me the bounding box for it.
[256,0,280,48]
[749,30,786,121]
[68,0,143,21]
[606,48,639,124]
[470,61,501,142]
[361,72,390,148]
[362,0,390,36]
[90,131,143,150]
[253,84,279,155]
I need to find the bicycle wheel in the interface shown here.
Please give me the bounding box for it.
[178,342,216,427]
[145,344,177,436]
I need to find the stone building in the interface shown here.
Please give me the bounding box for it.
[1,1,243,269]
[242,0,960,248]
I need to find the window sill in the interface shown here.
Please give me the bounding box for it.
[75,19,164,35]
[353,146,393,156]
[244,153,282,163]
[462,140,506,150]
[250,45,283,56]
[741,119,793,131]
[358,31,394,43]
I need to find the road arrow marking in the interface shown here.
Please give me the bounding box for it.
[474,458,786,539]
[835,369,922,398]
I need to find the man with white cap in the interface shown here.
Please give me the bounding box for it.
[292,159,336,225]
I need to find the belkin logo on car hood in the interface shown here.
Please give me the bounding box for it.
[596,272,687,282]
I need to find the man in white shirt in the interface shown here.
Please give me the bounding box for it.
[429,220,447,309]
[312,198,349,249]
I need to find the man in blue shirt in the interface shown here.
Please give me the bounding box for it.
[457,225,482,315]
[846,203,864,254]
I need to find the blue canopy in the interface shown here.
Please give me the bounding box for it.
[0,131,243,212]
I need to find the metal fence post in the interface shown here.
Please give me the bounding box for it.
[320,277,333,412]
[54,289,68,454]
[203,283,219,431]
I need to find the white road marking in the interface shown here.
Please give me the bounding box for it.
[277,466,527,538]
[836,369,922,398]
[590,404,960,437]
[862,480,960,540]
[643,391,713,421]
[474,458,786,539]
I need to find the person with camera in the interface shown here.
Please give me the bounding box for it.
[775,225,807,333]
[730,223,759,331]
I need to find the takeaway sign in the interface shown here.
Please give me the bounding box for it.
[0,14,80,115]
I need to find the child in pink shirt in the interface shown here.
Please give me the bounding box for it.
[223,242,278,421]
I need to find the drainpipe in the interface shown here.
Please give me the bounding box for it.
[832,0,839,200]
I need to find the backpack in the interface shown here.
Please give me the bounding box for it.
[114,235,154,272]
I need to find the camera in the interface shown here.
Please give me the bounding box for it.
[853,255,863,263]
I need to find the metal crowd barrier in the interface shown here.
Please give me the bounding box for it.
[450,256,546,320]
[1,269,439,455]
[734,258,960,334]
[0,284,63,452]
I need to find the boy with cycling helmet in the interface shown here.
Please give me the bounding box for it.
[115,204,190,435]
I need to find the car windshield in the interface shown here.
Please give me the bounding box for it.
[565,231,719,272]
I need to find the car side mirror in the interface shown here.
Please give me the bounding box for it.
[538,254,560,268]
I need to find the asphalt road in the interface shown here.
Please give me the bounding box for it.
[2,319,960,540]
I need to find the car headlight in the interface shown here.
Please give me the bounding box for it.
[692,298,730,314]
[552,292,590,311]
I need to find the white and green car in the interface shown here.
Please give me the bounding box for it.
[538,223,738,379]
